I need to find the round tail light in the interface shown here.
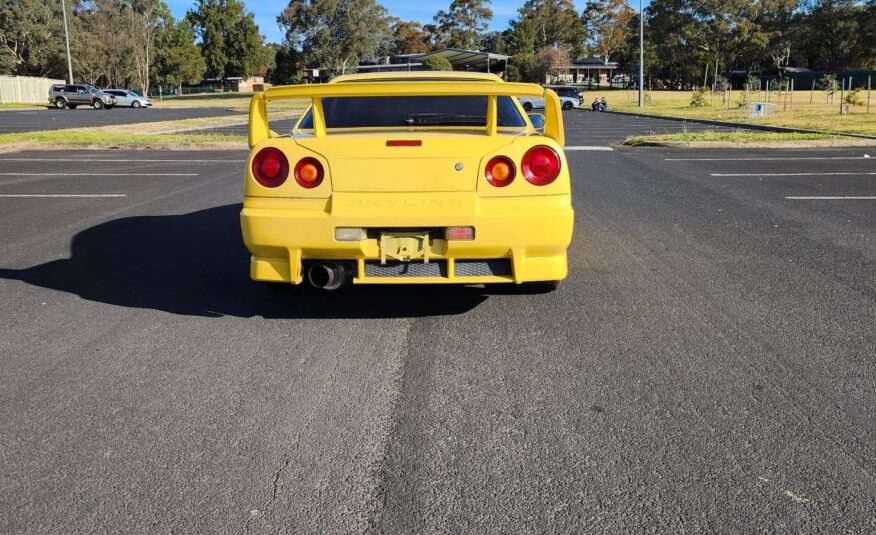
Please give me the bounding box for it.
[251,147,289,188]
[294,157,324,189]
[485,156,516,187]
[521,145,561,186]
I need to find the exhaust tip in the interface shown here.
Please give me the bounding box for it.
[306,261,351,290]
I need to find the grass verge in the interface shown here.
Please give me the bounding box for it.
[625,130,848,146]
[0,103,47,110]
[604,90,876,136]
[0,130,245,146]
[153,92,307,113]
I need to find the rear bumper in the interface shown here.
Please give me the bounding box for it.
[241,192,574,284]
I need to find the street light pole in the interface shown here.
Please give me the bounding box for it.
[638,0,644,107]
[61,0,74,84]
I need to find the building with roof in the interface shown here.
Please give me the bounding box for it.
[552,58,620,87]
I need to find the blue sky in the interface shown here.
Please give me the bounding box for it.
[166,1,646,44]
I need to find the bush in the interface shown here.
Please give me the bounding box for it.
[690,86,708,107]
[817,74,838,92]
[845,88,863,107]
[746,75,761,91]
[421,55,453,71]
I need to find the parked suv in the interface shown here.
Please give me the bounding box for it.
[48,84,117,110]
[104,89,152,108]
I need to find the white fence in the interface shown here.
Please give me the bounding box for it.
[0,75,65,105]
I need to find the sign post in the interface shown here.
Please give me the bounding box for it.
[61,0,74,83]
[638,0,644,107]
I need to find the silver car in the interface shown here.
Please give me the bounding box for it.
[104,89,152,108]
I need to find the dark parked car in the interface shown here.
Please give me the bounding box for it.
[48,84,116,110]
[547,85,584,102]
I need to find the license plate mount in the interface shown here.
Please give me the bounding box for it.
[379,232,432,264]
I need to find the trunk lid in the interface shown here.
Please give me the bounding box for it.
[294,131,517,192]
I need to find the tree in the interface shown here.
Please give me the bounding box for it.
[509,52,537,82]
[278,0,390,76]
[795,0,866,70]
[390,20,432,55]
[73,0,132,87]
[533,46,570,83]
[153,18,206,92]
[129,0,170,96]
[583,0,635,65]
[187,0,263,79]
[506,17,537,56]
[432,0,493,49]
[480,31,506,54]
[0,0,68,77]
[421,54,453,71]
[517,0,581,52]
[270,44,301,84]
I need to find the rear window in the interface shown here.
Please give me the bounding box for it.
[298,95,526,129]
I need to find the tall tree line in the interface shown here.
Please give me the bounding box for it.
[0,0,269,95]
[272,0,874,84]
[631,0,875,88]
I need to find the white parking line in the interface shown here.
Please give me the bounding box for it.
[785,196,876,200]
[670,156,873,161]
[711,172,876,177]
[564,146,614,151]
[0,173,198,176]
[0,194,127,197]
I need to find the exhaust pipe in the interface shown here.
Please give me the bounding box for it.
[306,261,352,291]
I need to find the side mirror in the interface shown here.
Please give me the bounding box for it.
[528,114,546,129]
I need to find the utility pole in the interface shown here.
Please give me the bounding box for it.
[638,0,644,107]
[61,0,74,84]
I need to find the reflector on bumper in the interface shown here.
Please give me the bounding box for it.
[334,227,367,241]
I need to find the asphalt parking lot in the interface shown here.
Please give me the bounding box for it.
[0,107,240,133]
[569,110,748,143]
[0,138,874,532]
[190,109,748,141]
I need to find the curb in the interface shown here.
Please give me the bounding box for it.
[605,110,876,140]
[626,139,876,149]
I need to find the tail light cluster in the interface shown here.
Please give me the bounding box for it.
[251,148,324,189]
[484,145,561,188]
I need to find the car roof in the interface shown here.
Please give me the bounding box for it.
[330,71,504,84]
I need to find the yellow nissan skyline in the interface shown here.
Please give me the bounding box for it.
[240,71,574,291]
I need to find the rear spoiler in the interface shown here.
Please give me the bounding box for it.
[248,81,564,148]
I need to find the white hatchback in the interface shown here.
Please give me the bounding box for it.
[518,94,579,112]
[104,89,152,108]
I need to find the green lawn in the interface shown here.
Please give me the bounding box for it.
[0,130,245,146]
[606,90,876,136]
[153,91,307,113]
[0,103,47,110]
[625,129,850,145]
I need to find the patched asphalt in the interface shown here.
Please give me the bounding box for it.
[0,107,241,133]
[0,136,874,532]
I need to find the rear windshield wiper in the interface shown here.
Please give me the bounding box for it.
[405,114,503,127]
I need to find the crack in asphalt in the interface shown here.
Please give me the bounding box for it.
[242,345,345,534]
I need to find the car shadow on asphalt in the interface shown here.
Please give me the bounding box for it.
[0,204,487,318]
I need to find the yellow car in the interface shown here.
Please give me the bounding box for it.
[240,72,574,291]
